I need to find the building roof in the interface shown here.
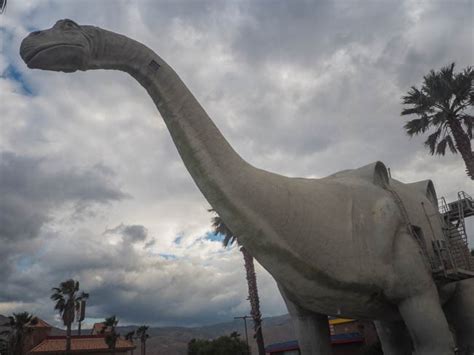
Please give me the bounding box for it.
[28,335,135,353]
[328,317,354,325]
[91,322,112,335]
[265,340,299,353]
[27,318,52,329]
[265,333,364,353]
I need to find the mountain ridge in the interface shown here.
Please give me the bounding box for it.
[0,313,294,354]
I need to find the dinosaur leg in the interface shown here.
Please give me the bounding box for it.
[443,278,474,354]
[374,320,412,355]
[398,287,455,355]
[278,285,332,355]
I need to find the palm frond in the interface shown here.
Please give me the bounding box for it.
[209,209,238,247]
[103,315,118,328]
[424,128,442,155]
[422,64,455,106]
[125,330,135,341]
[431,111,449,126]
[403,116,431,136]
[461,114,473,139]
[445,135,457,154]
[435,138,446,155]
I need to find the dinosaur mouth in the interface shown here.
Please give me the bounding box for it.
[23,43,84,64]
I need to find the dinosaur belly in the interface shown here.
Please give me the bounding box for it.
[273,266,401,321]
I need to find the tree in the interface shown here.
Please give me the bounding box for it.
[0,337,8,355]
[101,316,119,355]
[135,325,149,355]
[50,279,89,354]
[0,0,7,14]
[2,312,37,355]
[0,324,11,355]
[124,331,135,355]
[401,63,474,179]
[210,211,265,355]
[188,332,249,355]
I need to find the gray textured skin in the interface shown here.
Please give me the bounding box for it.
[20,20,474,355]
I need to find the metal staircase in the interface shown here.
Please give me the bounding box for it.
[436,191,474,281]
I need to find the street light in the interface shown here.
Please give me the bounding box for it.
[234,315,251,352]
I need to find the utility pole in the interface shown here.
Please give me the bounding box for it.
[234,315,251,353]
[77,299,86,336]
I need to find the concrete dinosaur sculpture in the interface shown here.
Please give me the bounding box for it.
[20,20,474,355]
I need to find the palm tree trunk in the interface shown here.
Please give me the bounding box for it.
[16,333,23,355]
[449,118,474,179]
[66,323,72,355]
[240,247,265,355]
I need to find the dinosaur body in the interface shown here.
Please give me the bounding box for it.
[20,20,474,355]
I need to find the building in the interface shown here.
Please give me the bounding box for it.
[265,318,378,355]
[21,319,135,355]
[28,335,135,354]
[23,318,53,353]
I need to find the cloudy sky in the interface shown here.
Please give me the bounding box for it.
[1,0,473,328]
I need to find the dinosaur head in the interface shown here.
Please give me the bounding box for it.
[20,19,93,72]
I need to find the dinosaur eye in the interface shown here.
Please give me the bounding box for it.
[63,20,78,30]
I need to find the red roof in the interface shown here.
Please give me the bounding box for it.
[92,322,112,335]
[28,335,135,353]
[27,318,52,329]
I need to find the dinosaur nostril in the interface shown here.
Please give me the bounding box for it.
[31,30,42,36]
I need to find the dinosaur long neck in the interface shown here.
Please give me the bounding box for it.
[88,30,256,224]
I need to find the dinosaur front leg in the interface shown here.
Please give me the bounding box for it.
[443,278,474,355]
[398,286,456,355]
[278,284,332,355]
[374,320,412,355]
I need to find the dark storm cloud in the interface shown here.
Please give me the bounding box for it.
[84,255,246,326]
[231,0,405,68]
[0,151,127,283]
[375,1,474,89]
[104,223,149,243]
[205,0,473,177]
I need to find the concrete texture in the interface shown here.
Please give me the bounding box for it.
[20,20,474,355]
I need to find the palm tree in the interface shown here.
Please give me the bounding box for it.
[210,211,265,355]
[101,316,119,355]
[0,321,11,355]
[2,312,37,355]
[135,326,149,355]
[50,279,88,354]
[401,63,473,179]
[124,330,135,355]
[0,337,8,355]
[0,0,7,15]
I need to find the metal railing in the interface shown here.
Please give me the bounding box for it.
[438,191,473,273]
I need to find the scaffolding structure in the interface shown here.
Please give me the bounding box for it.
[435,191,474,282]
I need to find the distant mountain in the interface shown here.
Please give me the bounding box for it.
[0,313,294,354]
[115,314,295,355]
